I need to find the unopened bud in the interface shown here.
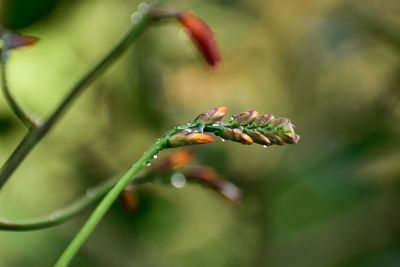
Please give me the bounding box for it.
[151,149,195,173]
[217,128,253,145]
[231,110,259,126]
[260,130,284,145]
[177,12,222,67]
[182,166,243,202]
[195,107,228,125]
[3,32,38,49]
[282,133,300,144]
[269,118,291,129]
[169,132,214,147]
[251,114,275,127]
[244,129,271,146]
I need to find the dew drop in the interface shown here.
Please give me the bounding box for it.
[137,2,150,13]
[146,162,151,167]
[171,173,186,188]
[153,155,158,159]
[130,12,142,24]
[263,145,268,148]
[221,138,225,142]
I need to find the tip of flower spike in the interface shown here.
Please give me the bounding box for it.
[176,12,222,67]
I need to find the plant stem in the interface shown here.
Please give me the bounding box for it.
[0,9,154,190]
[54,128,178,267]
[1,48,39,128]
[0,174,152,231]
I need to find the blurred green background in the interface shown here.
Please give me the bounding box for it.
[1,0,400,266]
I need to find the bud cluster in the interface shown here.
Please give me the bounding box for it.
[167,107,300,148]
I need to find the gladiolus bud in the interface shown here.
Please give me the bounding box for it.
[231,110,259,126]
[194,106,228,125]
[217,128,253,145]
[244,129,271,146]
[251,114,275,127]
[177,12,221,67]
[169,132,214,147]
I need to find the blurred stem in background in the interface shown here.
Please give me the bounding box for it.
[0,3,156,190]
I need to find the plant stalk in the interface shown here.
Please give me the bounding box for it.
[54,128,178,267]
[0,10,154,190]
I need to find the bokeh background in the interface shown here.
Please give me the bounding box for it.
[1,0,400,266]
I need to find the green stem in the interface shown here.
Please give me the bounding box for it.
[0,7,155,190]
[1,47,39,128]
[54,128,178,267]
[0,174,153,231]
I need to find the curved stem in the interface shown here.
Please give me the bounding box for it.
[0,174,152,231]
[1,48,40,128]
[0,7,155,190]
[54,128,179,267]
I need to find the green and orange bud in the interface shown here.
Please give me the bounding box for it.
[244,129,271,146]
[168,131,214,147]
[282,133,300,144]
[176,12,221,67]
[251,114,275,127]
[269,118,292,129]
[194,106,228,125]
[182,166,243,202]
[231,110,259,126]
[217,128,253,145]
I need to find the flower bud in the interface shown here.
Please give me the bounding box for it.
[244,129,271,146]
[3,32,38,49]
[260,130,284,145]
[231,110,259,126]
[217,128,253,145]
[182,166,243,202]
[194,106,228,125]
[282,133,300,144]
[268,118,291,129]
[251,114,275,127]
[177,12,221,67]
[151,149,195,173]
[169,132,214,147]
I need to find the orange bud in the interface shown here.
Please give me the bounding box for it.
[177,12,221,67]
[151,149,195,173]
[195,106,228,125]
[169,131,215,147]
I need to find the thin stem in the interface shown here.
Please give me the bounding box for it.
[0,7,155,190]
[54,128,178,267]
[1,48,39,128]
[0,174,152,231]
